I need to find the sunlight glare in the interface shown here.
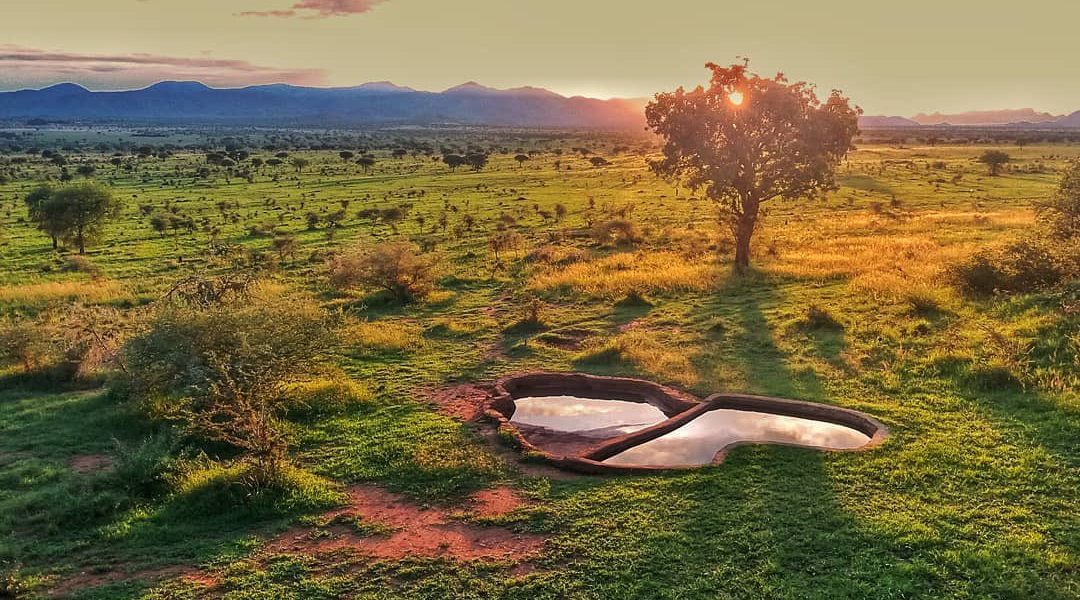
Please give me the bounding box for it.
[728,91,744,106]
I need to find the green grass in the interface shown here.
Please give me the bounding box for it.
[0,131,1076,598]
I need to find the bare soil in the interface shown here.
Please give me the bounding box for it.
[267,484,545,562]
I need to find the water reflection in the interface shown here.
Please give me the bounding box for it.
[604,409,871,466]
[510,395,667,437]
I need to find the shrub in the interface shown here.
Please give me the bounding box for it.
[124,285,338,485]
[905,290,944,315]
[1039,160,1080,241]
[525,244,586,266]
[799,304,844,330]
[0,318,56,373]
[951,240,1065,296]
[591,218,641,245]
[327,241,437,303]
[0,565,30,599]
[110,434,176,498]
[489,231,524,264]
[61,254,102,278]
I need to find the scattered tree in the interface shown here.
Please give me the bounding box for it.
[327,241,437,303]
[978,150,1010,176]
[646,61,860,270]
[28,182,122,254]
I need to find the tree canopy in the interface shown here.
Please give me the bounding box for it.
[26,182,122,253]
[646,61,860,269]
[978,150,1010,176]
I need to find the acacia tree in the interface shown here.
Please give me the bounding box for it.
[442,154,466,172]
[646,61,860,270]
[24,185,61,249]
[978,150,1010,176]
[28,182,122,254]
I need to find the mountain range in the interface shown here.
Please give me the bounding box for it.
[859,109,1080,129]
[0,81,646,129]
[0,80,1077,130]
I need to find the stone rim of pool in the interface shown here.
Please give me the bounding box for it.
[484,372,889,474]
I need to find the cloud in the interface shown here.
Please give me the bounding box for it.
[240,0,387,18]
[0,45,326,90]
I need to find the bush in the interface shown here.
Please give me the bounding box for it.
[0,318,56,373]
[591,218,641,246]
[798,304,844,330]
[327,241,437,303]
[110,434,176,498]
[124,284,338,484]
[61,254,102,278]
[951,240,1065,296]
[1039,160,1080,241]
[525,244,586,265]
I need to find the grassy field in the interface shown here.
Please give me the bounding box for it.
[0,129,1077,599]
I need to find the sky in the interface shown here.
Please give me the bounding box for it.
[2,0,1078,116]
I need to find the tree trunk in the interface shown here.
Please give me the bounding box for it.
[732,200,759,273]
[76,226,85,254]
[733,218,754,272]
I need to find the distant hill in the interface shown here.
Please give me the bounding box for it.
[858,115,920,128]
[1055,111,1080,128]
[911,108,1061,126]
[3,82,1078,131]
[0,81,645,129]
[860,108,1080,129]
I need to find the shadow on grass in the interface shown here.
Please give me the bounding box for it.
[534,284,922,596]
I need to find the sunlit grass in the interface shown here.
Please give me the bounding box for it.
[531,251,724,298]
[0,278,129,305]
[578,329,698,387]
[341,319,424,353]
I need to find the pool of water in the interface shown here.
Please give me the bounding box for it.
[603,408,872,466]
[510,395,668,437]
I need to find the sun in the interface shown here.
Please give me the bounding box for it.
[728,91,744,106]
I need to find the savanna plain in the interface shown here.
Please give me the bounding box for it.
[0,127,1076,599]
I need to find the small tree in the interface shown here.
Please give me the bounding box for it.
[125,286,336,483]
[978,150,1010,176]
[24,185,61,249]
[327,241,437,303]
[514,154,530,168]
[646,61,860,270]
[489,230,524,265]
[33,182,122,254]
[443,154,466,171]
[465,152,488,171]
[1035,161,1079,240]
[271,235,299,262]
[291,157,310,173]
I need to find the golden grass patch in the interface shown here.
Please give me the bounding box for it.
[0,279,129,305]
[764,210,1033,300]
[342,320,424,352]
[530,251,723,298]
[579,329,698,387]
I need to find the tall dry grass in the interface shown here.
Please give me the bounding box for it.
[763,209,1034,300]
[578,329,698,387]
[530,251,723,298]
[0,279,129,305]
